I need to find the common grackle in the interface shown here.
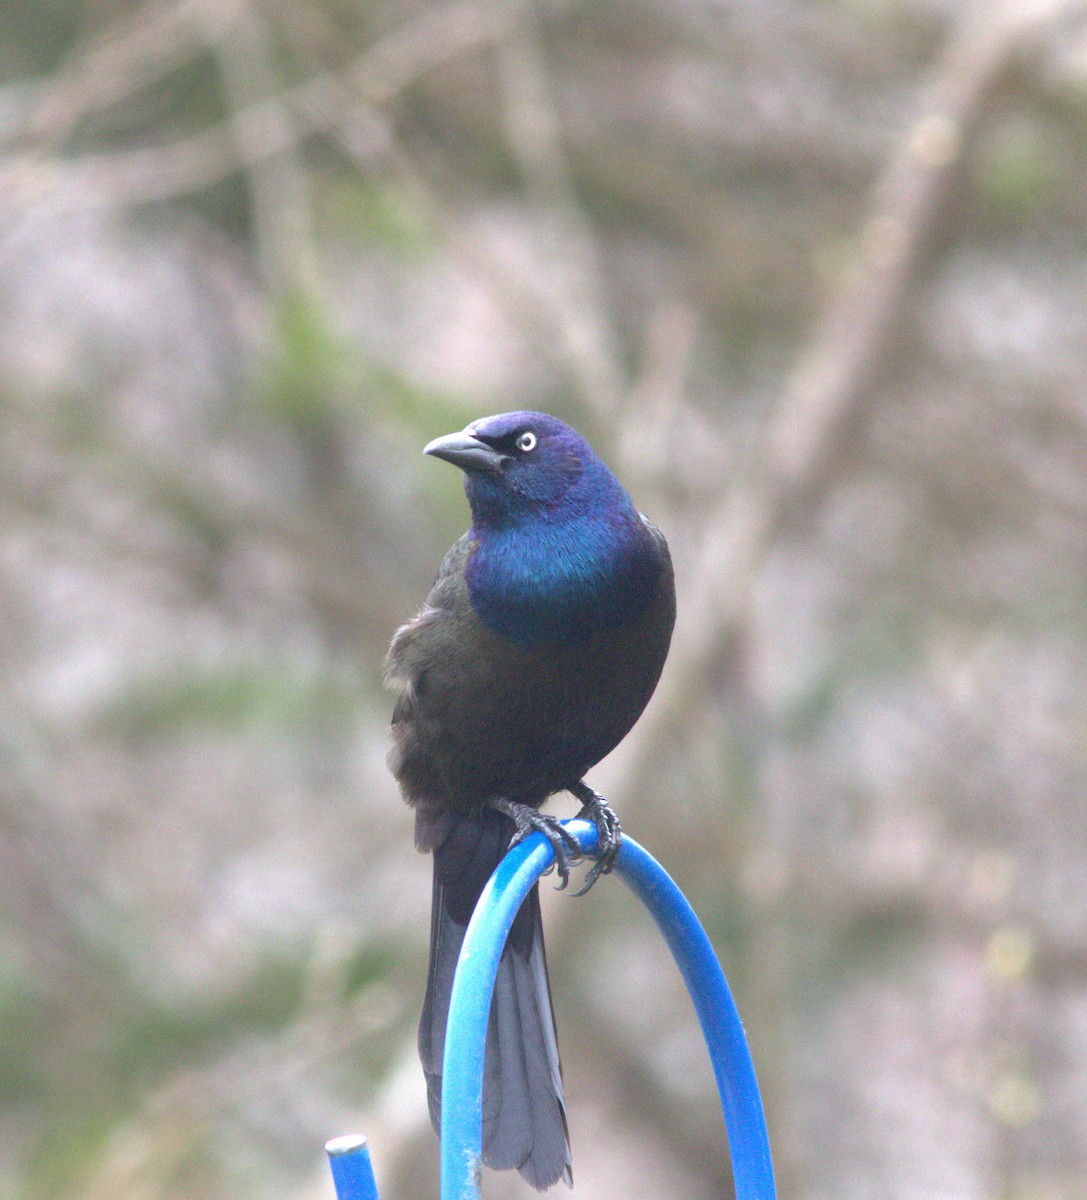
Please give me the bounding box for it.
[384,412,675,1189]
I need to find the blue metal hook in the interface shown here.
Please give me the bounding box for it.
[328,819,776,1199]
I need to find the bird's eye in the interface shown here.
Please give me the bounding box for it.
[516,431,537,453]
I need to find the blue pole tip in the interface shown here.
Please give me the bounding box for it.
[326,1134,368,1156]
[326,1134,380,1200]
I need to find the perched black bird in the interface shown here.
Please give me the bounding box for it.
[384,412,675,1189]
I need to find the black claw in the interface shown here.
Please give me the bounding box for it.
[570,859,606,897]
[567,780,623,895]
[489,798,582,890]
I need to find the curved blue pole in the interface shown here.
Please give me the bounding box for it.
[440,819,776,1200]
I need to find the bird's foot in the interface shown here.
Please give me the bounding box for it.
[567,781,622,896]
[488,797,582,891]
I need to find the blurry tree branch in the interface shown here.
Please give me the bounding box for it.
[494,3,624,416]
[1,0,644,413]
[3,1,507,199]
[3,0,505,154]
[2,402,396,638]
[612,0,1087,796]
[0,706,104,983]
[198,0,318,293]
[7,0,211,149]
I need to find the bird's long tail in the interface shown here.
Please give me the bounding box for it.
[418,807,572,1191]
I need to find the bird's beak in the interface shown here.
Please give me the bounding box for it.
[423,429,507,472]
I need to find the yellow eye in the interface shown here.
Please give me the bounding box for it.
[516,431,537,453]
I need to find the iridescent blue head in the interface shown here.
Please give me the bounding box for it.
[424,412,661,646]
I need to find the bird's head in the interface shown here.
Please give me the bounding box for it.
[424,411,663,644]
[424,411,624,529]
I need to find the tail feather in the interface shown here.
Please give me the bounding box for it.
[419,808,572,1190]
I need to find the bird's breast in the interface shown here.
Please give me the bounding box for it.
[405,602,668,808]
[465,521,659,647]
[389,516,674,813]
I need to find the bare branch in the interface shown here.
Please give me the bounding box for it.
[493,2,624,415]
[3,3,507,206]
[196,0,318,293]
[8,0,219,149]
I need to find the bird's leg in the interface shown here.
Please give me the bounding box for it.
[488,797,582,891]
[567,780,622,896]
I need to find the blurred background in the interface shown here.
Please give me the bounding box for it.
[2,0,1087,1197]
